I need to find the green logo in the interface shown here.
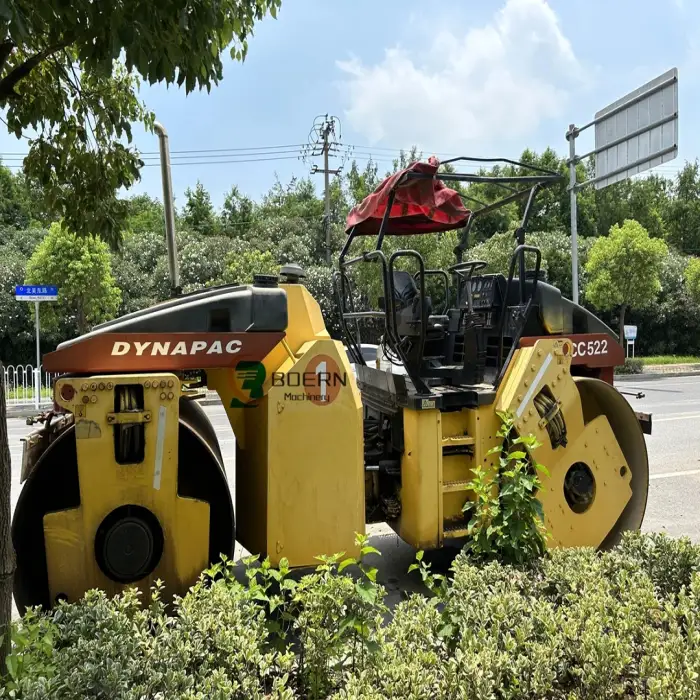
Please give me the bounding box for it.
[230,361,266,408]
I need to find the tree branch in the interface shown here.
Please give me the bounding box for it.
[0,41,15,78]
[0,41,70,100]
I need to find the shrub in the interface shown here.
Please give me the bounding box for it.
[616,357,643,374]
[461,412,549,564]
[338,533,700,700]
[5,532,700,698]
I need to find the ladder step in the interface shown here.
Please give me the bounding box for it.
[443,480,471,493]
[443,523,470,539]
[441,435,475,447]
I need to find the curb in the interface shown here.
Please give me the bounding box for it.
[615,370,700,382]
[6,404,52,419]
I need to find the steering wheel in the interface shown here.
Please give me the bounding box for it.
[447,260,488,278]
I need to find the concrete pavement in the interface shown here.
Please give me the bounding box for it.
[5,374,700,616]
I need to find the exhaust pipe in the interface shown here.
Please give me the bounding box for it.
[154,121,181,297]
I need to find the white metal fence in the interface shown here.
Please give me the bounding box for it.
[2,364,57,407]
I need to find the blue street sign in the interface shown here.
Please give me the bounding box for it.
[14,285,58,301]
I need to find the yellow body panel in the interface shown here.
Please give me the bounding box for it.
[496,338,633,548]
[46,374,210,604]
[396,409,441,549]
[209,283,364,567]
[395,337,638,551]
[264,339,364,564]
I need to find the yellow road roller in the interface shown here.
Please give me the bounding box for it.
[12,156,651,612]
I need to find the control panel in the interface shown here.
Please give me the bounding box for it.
[470,275,498,310]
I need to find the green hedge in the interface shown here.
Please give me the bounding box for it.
[615,357,644,375]
[3,532,700,699]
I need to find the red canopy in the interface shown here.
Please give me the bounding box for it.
[345,156,471,235]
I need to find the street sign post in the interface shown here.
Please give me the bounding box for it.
[566,68,678,304]
[624,325,638,358]
[14,286,59,408]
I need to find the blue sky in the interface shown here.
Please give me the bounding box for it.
[1,0,697,209]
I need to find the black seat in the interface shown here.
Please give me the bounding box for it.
[391,270,448,337]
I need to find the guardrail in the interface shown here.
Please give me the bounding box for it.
[2,364,57,407]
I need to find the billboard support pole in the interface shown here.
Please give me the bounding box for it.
[567,124,579,306]
[34,300,41,410]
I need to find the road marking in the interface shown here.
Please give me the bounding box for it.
[655,412,700,423]
[650,468,700,481]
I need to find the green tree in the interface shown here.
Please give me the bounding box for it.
[183,181,219,236]
[25,223,121,337]
[345,158,380,206]
[0,165,33,229]
[225,245,279,284]
[221,186,254,237]
[585,219,668,344]
[662,161,700,254]
[468,229,595,300]
[124,194,165,237]
[0,247,34,365]
[251,176,346,266]
[592,171,669,241]
[179,233,233,291]
[111,229,169,315]
[684,257,700,306]
[0,0,280,243]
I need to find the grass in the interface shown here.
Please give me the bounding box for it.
[5,386,52,400]
[639,355,700,365]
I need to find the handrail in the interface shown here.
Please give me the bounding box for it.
[338,245,403,365]
[495,245,542,384]
[333,269,364,366]
[388,250,430,395]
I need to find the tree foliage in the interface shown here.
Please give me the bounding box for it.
[25,223,121,336]
[0,0,281,242]
[685,257,700,306]
[183,181,219,236]
[663,161,700,254]
[221,185,254,237]
[585,219,668,340]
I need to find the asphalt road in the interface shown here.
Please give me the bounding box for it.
[5,374,700,615]
[616,374,700,540]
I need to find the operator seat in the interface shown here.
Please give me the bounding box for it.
[392,270,447,337]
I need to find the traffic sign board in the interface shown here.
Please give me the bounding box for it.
[624,325,637,341]
[14,285,58,301]
[594,69,678,190]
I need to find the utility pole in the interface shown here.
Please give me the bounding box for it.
[306,115,342,264]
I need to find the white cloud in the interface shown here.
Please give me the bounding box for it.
[336,0,589,152]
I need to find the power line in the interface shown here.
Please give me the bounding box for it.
[141,155,304,166]
[143,143,307,155]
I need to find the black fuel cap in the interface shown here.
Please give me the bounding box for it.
[279,264,306,283]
